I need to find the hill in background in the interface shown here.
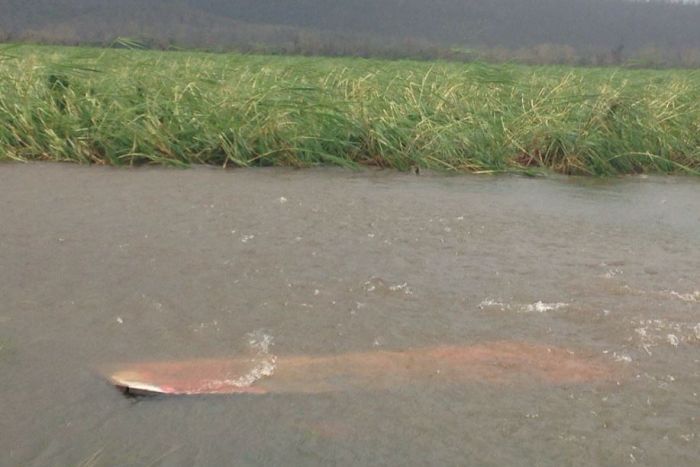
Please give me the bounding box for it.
[2,0,700,66]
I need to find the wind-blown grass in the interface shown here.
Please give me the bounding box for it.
[1,44,699,175]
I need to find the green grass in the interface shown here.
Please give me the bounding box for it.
[1,44,699,175]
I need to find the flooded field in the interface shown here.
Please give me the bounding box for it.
[0,164,698,466]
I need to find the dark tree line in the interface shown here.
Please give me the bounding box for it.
[2,0,700,66]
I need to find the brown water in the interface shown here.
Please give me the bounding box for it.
[0,164,698,466]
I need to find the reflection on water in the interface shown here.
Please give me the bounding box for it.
[107,339,624,396]
[0,164,698,466]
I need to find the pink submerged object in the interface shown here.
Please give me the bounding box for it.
[104,341,624,396]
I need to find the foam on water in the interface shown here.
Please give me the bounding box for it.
[479,298,569,313]
[388,282,414,295]
[478,298,510,310]
[613,352,633,363]
[363,277,414,295]
[632,319,700,355]
[521,301,569,313]
[668,290,700,302]
[203,331,277,391]
[602,268,624,279]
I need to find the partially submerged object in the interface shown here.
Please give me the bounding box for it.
[105,341,623,396]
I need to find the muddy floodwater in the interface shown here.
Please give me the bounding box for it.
[1,164,698,466]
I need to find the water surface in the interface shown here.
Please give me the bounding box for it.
[0,164,698,466]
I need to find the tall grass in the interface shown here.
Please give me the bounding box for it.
[1,44,699,175]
